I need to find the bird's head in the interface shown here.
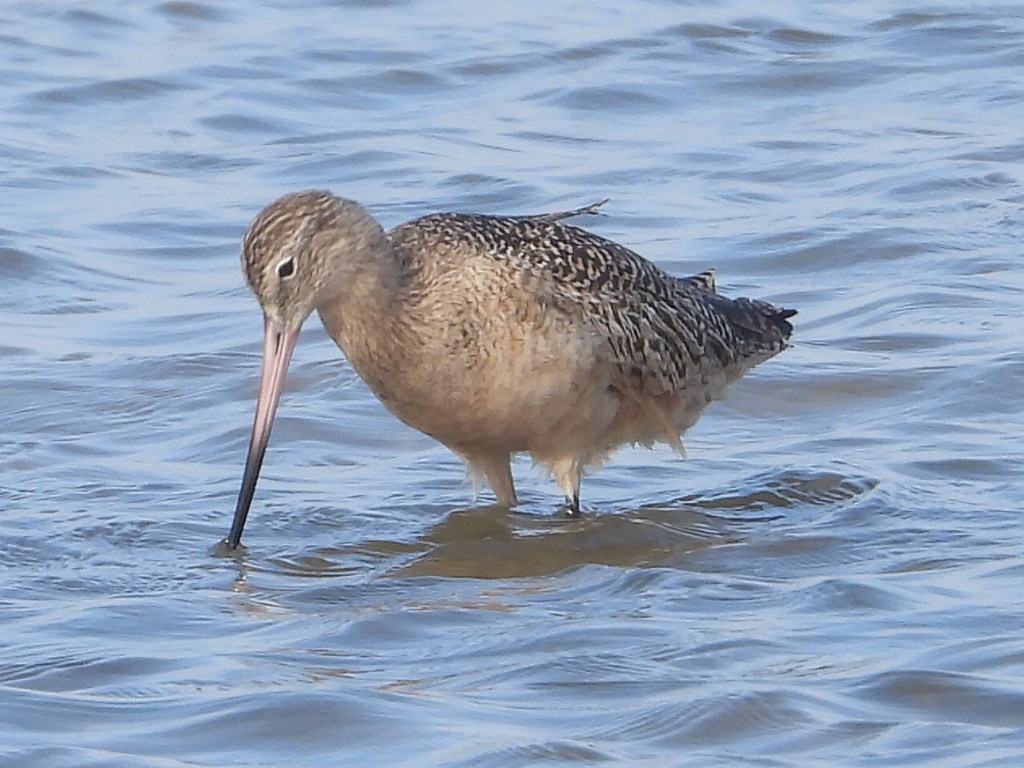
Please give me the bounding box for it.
[226,190,387,550]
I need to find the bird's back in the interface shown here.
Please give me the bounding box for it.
[389,211,794,398]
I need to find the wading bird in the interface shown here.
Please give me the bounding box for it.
[226,191,795,548]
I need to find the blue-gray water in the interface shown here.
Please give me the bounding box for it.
[3,1,1024,766]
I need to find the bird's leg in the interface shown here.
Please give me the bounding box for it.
[565,491,581,516]
[551,456,584,516]
[463,450,518,508]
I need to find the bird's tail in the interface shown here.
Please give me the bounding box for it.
[706,292,796,373]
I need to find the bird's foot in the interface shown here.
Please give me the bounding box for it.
[557,492,582,518]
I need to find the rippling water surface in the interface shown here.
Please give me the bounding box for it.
[3,1,1024,765]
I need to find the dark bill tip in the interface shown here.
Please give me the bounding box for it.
[226,316,299,549]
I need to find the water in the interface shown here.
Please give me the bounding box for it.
[2,1,1023,765]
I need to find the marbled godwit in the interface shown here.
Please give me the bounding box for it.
[226,191,795,548]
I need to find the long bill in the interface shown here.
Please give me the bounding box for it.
[226,315,300,549]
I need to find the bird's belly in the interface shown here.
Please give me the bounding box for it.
[362,322,620,457]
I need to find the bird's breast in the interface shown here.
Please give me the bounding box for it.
[318,289,612,453]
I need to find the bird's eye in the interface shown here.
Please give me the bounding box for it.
[276,257,295,279]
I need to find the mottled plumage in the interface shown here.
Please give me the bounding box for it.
[226,190,795,548]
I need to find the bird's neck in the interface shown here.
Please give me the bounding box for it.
[315,243,412,397]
